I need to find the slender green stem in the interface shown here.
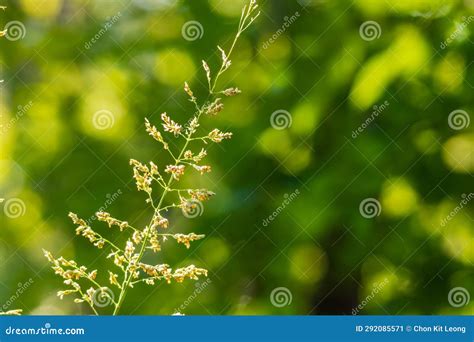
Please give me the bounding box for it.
[113,110,204,315]
[210,3,259,93]
[77,289,99,316]
[111,1,259,315]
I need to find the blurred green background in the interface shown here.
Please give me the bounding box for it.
[0,0,473,315]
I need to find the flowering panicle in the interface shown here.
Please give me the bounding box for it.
[145,118,168,149]
[161,112,182,136]
[184,148,207,163]
[134,263,208,285]
[165,164,185,180]
[151,212,169,229]
[202,60,211,88]
[96,211,129,231]
[130,159,155,193]
[188,189,215,201]
[172,233,205,249]
[208,128,233,143]
[186,117,199,135]
[184,82,196,103]
[222,87,241,96]
[192,164,212,175]
[205,98,224,115]
[0,309,22,316]
[43,0,259,315]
